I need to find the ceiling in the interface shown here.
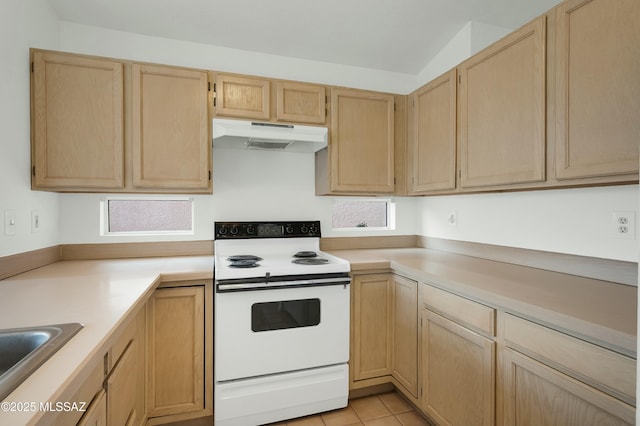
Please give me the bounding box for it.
[48,0,561,74]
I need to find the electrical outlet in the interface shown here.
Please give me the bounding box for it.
[31,210,40,233]
[4,210,16,236]
[612,211,635,240]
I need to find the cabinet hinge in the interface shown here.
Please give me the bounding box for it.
[212,83,217,107]
[458,75,461,84]
[208,170,212,181]
[420,386,423,397]
[32,166,35,177]
[394,102,397,112]
[208,82,211,91]
[31,62,34,73]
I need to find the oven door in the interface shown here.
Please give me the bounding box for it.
[215,281,350,382]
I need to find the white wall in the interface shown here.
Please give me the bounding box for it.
[59,23,417,94]
[418,186,639,262]
[0,0,61,257]
[59,148,418,243]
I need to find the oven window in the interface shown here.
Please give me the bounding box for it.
[251,299,321,332]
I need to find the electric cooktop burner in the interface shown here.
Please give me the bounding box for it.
[228,259,261,268]
[292,258,330,265]
[293,251,318,258]
[227,255,263,262]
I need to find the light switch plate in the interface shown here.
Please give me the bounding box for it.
[31,210,40,233]
[4,210,16,236]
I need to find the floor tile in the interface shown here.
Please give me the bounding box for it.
[362,415,402,426]
[395,411,431,426]
[350,396,392,420]
[321,405,361,426]
[286,414,326,425]
[378,393,413,415]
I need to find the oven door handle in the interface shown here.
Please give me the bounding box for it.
[216,277,351,292]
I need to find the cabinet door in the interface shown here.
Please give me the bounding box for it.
[458,17,546,188]
[391,275,418,397]
[410,69,457,193]
[351,274,393,383]
[330,89,395,193]
[77,390,107,426]
[554,0,640,180]
[214,74,270,120]
[502,348,634,425]
[131,64,210,190]
[147,286,205,417]
[421,309,495,426]
[107,341,138,426]
[31,50,124,190]
[276,82,326,124]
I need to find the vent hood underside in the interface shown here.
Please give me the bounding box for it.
[212,119,328,153]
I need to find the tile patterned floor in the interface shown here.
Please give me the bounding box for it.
[165,392,432,426]
[272,392,432,426]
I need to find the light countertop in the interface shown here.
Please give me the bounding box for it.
[0,256,213,425]
[329,248,637,357]
[0,248,635,424]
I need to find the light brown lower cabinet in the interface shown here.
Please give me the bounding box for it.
[77,390,107,426]
[146,285,205,421]
[421,309,495,426]
[106,340,138,426]
[350,273,393,387]
[391,275,418,398]
[501,348,634,425]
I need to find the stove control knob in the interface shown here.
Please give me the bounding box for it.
[285,225,294,234]
[246,225,256,235]
[300,224,309,233]
[230,226,239,235]
[309,224,318,234]
[218,226,227,235]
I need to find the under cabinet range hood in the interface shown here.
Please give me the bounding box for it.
[212,118,328,153]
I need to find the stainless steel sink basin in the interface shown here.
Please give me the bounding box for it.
[0,323,83,401]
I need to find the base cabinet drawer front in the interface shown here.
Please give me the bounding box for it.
[422,284,495,337]
[502,348,634,425]
[503,314,636,405]
[351,274,393,385]
[147,286,205,418]
[391,275,419,397]
[421,309,495,426]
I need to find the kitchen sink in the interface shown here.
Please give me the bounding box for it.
[0,323,83,401]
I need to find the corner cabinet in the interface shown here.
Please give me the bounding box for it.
[31,50,125,190]
[30,49,212,193]
[553,0,640,181]
[317,88,395,194]
[131,64,210,190]
[409,69,457,194]
[458,16,546,189]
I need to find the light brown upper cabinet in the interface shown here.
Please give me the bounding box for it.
[554,0,640,180]
[132,64,210,190]
[409,69,457,194]
[458,16,546,189]
[318,88,395,194]
[31,50,124,190]
[276,82,326,124]
[213,74,270,120]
